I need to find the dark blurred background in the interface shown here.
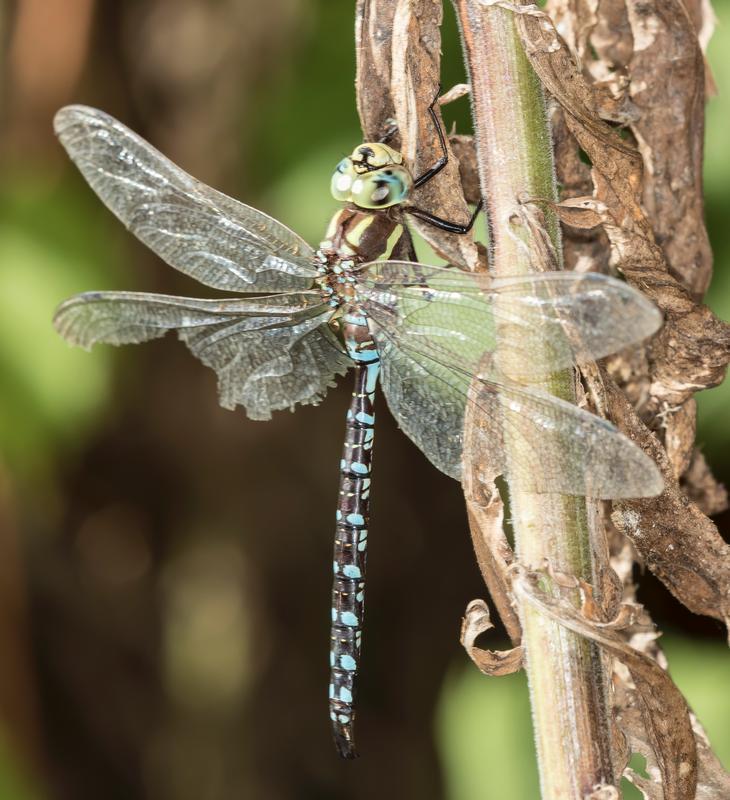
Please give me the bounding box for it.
[0,2,727,799]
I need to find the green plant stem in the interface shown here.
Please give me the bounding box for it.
[453,1,615,796]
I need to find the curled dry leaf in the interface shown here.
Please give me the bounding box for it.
[554,196,609,231]
[550,108,612,276]
[460,598,524,676]
[515,572,697,800]
[576,577,641,630]
[462,409,521,643]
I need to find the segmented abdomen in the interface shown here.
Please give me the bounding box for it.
[329,315,378,759]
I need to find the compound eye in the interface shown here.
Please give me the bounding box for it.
[351,167,412,209]
[330,158,358,202]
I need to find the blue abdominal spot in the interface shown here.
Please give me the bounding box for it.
[340,654,357,671]
[343,564,362,579]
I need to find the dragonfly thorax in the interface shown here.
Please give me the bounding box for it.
[317,207,405,277]
[314,253,361,308]
[330,142,413,210]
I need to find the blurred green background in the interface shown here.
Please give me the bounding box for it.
[0,2,728,799]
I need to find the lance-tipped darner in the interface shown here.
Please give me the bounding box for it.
[52,88,663,759]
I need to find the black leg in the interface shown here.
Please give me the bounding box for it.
[405,199,483,235]
[412,85,448,189]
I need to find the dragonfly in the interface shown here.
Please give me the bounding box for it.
[52,93,663,759]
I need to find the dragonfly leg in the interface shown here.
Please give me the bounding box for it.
[405,199,483,234]
[329,354,379,759]
[412,84,448,189]
[409,84,484,234]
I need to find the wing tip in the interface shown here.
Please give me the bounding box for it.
[54,105,117,143]
[52,292,107,349]
[630,456,665,498]
[54,104,95,135]
[597,451,664,500]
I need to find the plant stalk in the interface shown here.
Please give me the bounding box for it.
[453,1,616,796]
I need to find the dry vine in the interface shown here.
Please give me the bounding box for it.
[356,0,729,798]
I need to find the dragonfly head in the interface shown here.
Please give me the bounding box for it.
[330,143,413,210]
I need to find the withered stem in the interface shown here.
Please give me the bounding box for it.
[453,1,615,796]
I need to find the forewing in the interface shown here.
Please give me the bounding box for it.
[360,261,661,380]
[370,313,662,499]
[54,106,317,293]
[54,290,350,420]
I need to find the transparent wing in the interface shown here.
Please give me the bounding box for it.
[54,290,350,420]
[359,261,662,380]
[369,308,662,500]
[54,106,317,293]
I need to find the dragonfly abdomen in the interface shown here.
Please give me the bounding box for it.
[329,315,379,759]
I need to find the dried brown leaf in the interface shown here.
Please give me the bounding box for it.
[460,599,524,676]
[602,377,730,626]
[555,195,607,230]
[355,0,398,140]
[624,0,712,296]
[463,391,522,642]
